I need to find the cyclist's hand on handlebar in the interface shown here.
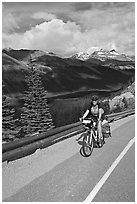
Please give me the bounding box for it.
[93,122,96,126]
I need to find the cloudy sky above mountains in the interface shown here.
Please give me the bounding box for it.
[2,2,135,56]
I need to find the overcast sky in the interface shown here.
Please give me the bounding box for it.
[2,2,135,56]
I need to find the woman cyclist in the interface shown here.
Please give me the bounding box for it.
[81,95,105,146]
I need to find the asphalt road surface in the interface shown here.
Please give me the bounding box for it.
[3,115,135,202]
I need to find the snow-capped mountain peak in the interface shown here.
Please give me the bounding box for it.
[72,48,133,62]
[92,48,120,57]
[71,51,91,60]
[110,49,119,55]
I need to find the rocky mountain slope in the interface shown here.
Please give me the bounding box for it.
[2,48,135,99]
[108,81,135,113]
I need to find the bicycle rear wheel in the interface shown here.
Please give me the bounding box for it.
[82,132,93,157]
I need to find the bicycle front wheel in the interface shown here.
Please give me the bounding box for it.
[82,132,93,157]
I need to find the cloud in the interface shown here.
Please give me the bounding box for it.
[2,2,135,56]
[71,3,134,30]
[70,2,135,54]
[31,12,57,21]
[2,19,83,56]
[2,6,19,33]
[3,33,22,48]
[73,2,92,11]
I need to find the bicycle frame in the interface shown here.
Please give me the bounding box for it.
[80,118,105,157]
[82,119,98,145]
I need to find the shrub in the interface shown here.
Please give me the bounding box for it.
[2,95,20,141]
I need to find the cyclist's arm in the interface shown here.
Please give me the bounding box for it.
[82,110,89,120]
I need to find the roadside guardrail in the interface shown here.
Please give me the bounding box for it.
[2,109,135,163]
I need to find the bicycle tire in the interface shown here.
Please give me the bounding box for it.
[80,147,85,157]
[82,132,93,157]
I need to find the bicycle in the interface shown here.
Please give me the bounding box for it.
[80,118,104,157]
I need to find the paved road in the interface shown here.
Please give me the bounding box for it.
[3,115,135,202]
[92,143,135,202]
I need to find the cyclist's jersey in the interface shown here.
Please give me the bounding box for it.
[90,105,99,117]
[87,104,105,121]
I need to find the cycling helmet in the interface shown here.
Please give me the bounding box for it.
[91,95,99,101]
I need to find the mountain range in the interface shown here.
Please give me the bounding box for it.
[72,48,134,61]
[2,48,135,99]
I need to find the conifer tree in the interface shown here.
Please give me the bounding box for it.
[20,59,54,136]
[2,95,19,141]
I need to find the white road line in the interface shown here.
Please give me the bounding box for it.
[84,137,135,202]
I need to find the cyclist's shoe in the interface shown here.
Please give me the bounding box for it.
[98,139,104,148]
[101,137,105,145]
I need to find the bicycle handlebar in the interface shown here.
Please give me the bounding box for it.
[80,117,99,123]
[81,118,98,130]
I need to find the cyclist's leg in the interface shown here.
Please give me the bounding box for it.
[90,116,98,140]
[97,120,103,140]
[89,129,93,144]
[85,124,92,144]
